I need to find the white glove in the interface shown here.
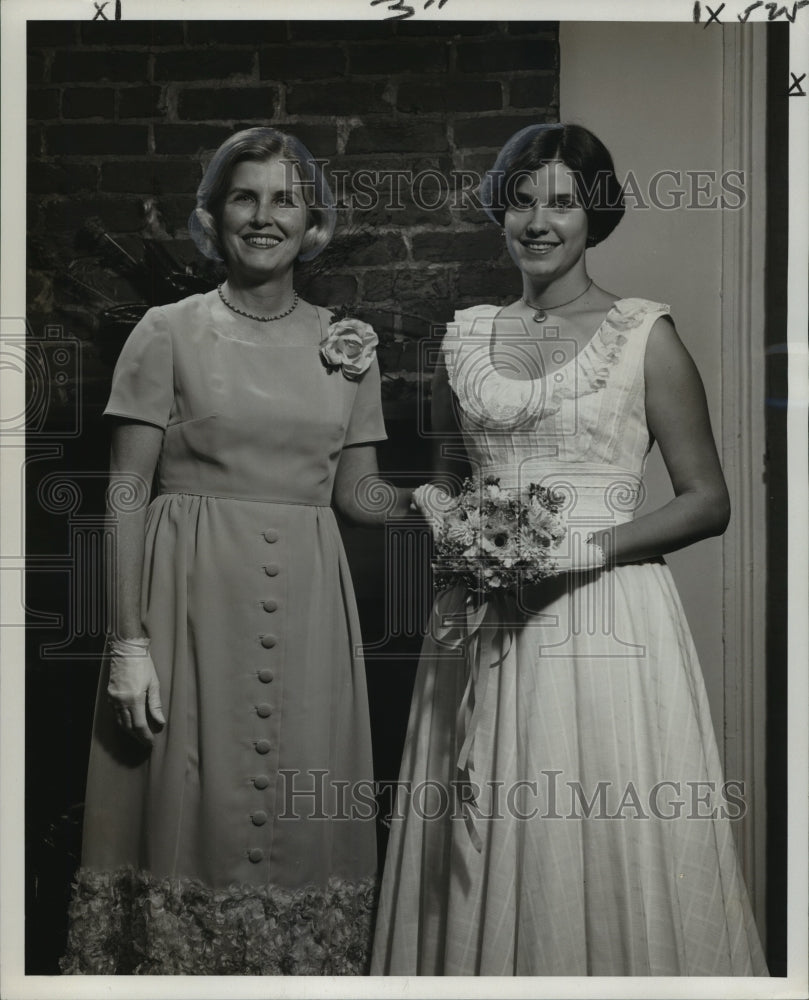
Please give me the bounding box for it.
[553,531,607,575]
[107,636,166,746]
[411,483,456,533]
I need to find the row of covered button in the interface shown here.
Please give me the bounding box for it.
[248,527,281,865]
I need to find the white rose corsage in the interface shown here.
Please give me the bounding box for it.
[319,318,379,380]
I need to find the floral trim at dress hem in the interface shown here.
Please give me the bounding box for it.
[60,866,378,976]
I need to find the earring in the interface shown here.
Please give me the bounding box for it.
[586,235,597,248]
[501,230,507,238]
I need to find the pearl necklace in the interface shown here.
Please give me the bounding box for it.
[217,284,299,323]
[523,279,593,323]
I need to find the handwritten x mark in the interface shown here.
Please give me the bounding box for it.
[704,3,726,24]
[788,72,806,96]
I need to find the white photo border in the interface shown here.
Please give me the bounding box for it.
[2,1,806,997]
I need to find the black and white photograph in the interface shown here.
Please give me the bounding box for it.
[1,0,807,997]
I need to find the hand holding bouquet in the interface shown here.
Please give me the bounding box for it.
[425,476,568,596]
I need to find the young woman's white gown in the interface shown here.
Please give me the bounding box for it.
[372,299,767,976]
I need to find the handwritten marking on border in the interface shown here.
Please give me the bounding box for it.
[370,0,449,19]
[788,72,806,95]
[91,0,122,18]
[705,3,726,24]
[694,0,809,19]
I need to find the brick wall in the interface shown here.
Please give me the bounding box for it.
[27,19,559,414]
[24,23,558,969]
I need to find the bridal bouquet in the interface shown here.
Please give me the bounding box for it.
[431,476,567,596]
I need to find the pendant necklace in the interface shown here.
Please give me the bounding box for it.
[523,279,593,323]
[218,283,299,322]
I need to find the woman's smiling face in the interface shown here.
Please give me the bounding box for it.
[503,161,589,285]
[219,157,308,283]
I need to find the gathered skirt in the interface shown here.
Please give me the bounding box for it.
[372,561,768,976]
[63,492,377,974]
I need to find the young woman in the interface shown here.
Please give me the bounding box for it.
[372,123,768,976]
[62,127,409,975]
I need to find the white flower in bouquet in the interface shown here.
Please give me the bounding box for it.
[446,510,480,548]
[432,476,566,596]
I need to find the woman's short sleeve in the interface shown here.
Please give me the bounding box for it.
[344,355,388,446]
[103,307,174,429]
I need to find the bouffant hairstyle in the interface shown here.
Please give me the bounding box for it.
[188,127,336,264]
[478,123,625,246]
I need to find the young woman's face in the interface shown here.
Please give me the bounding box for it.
[503,161,589,284]
[219,157,309,283]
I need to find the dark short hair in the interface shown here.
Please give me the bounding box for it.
[479,123,625,245]
[188,127,336,263]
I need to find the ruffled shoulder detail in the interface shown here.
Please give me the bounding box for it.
[579,299,672,382]
[557,297,672,404]
[603,297,671,332]
[442,305,498,382]
[443,298,671,424]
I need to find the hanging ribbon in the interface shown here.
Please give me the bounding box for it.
[433,587,513,853]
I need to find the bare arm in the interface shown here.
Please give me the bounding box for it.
[335,350,469,526]
[107,421,163,638]
[404,355,472,523]
[333,444,412,525]
[430,357,470,490]
[591,316,730,564]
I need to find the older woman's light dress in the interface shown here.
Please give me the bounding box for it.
[62,290,384,975]
[372,298,767,976]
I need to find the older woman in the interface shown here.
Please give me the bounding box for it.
[372,123,767,976]
[62,127,408,975]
